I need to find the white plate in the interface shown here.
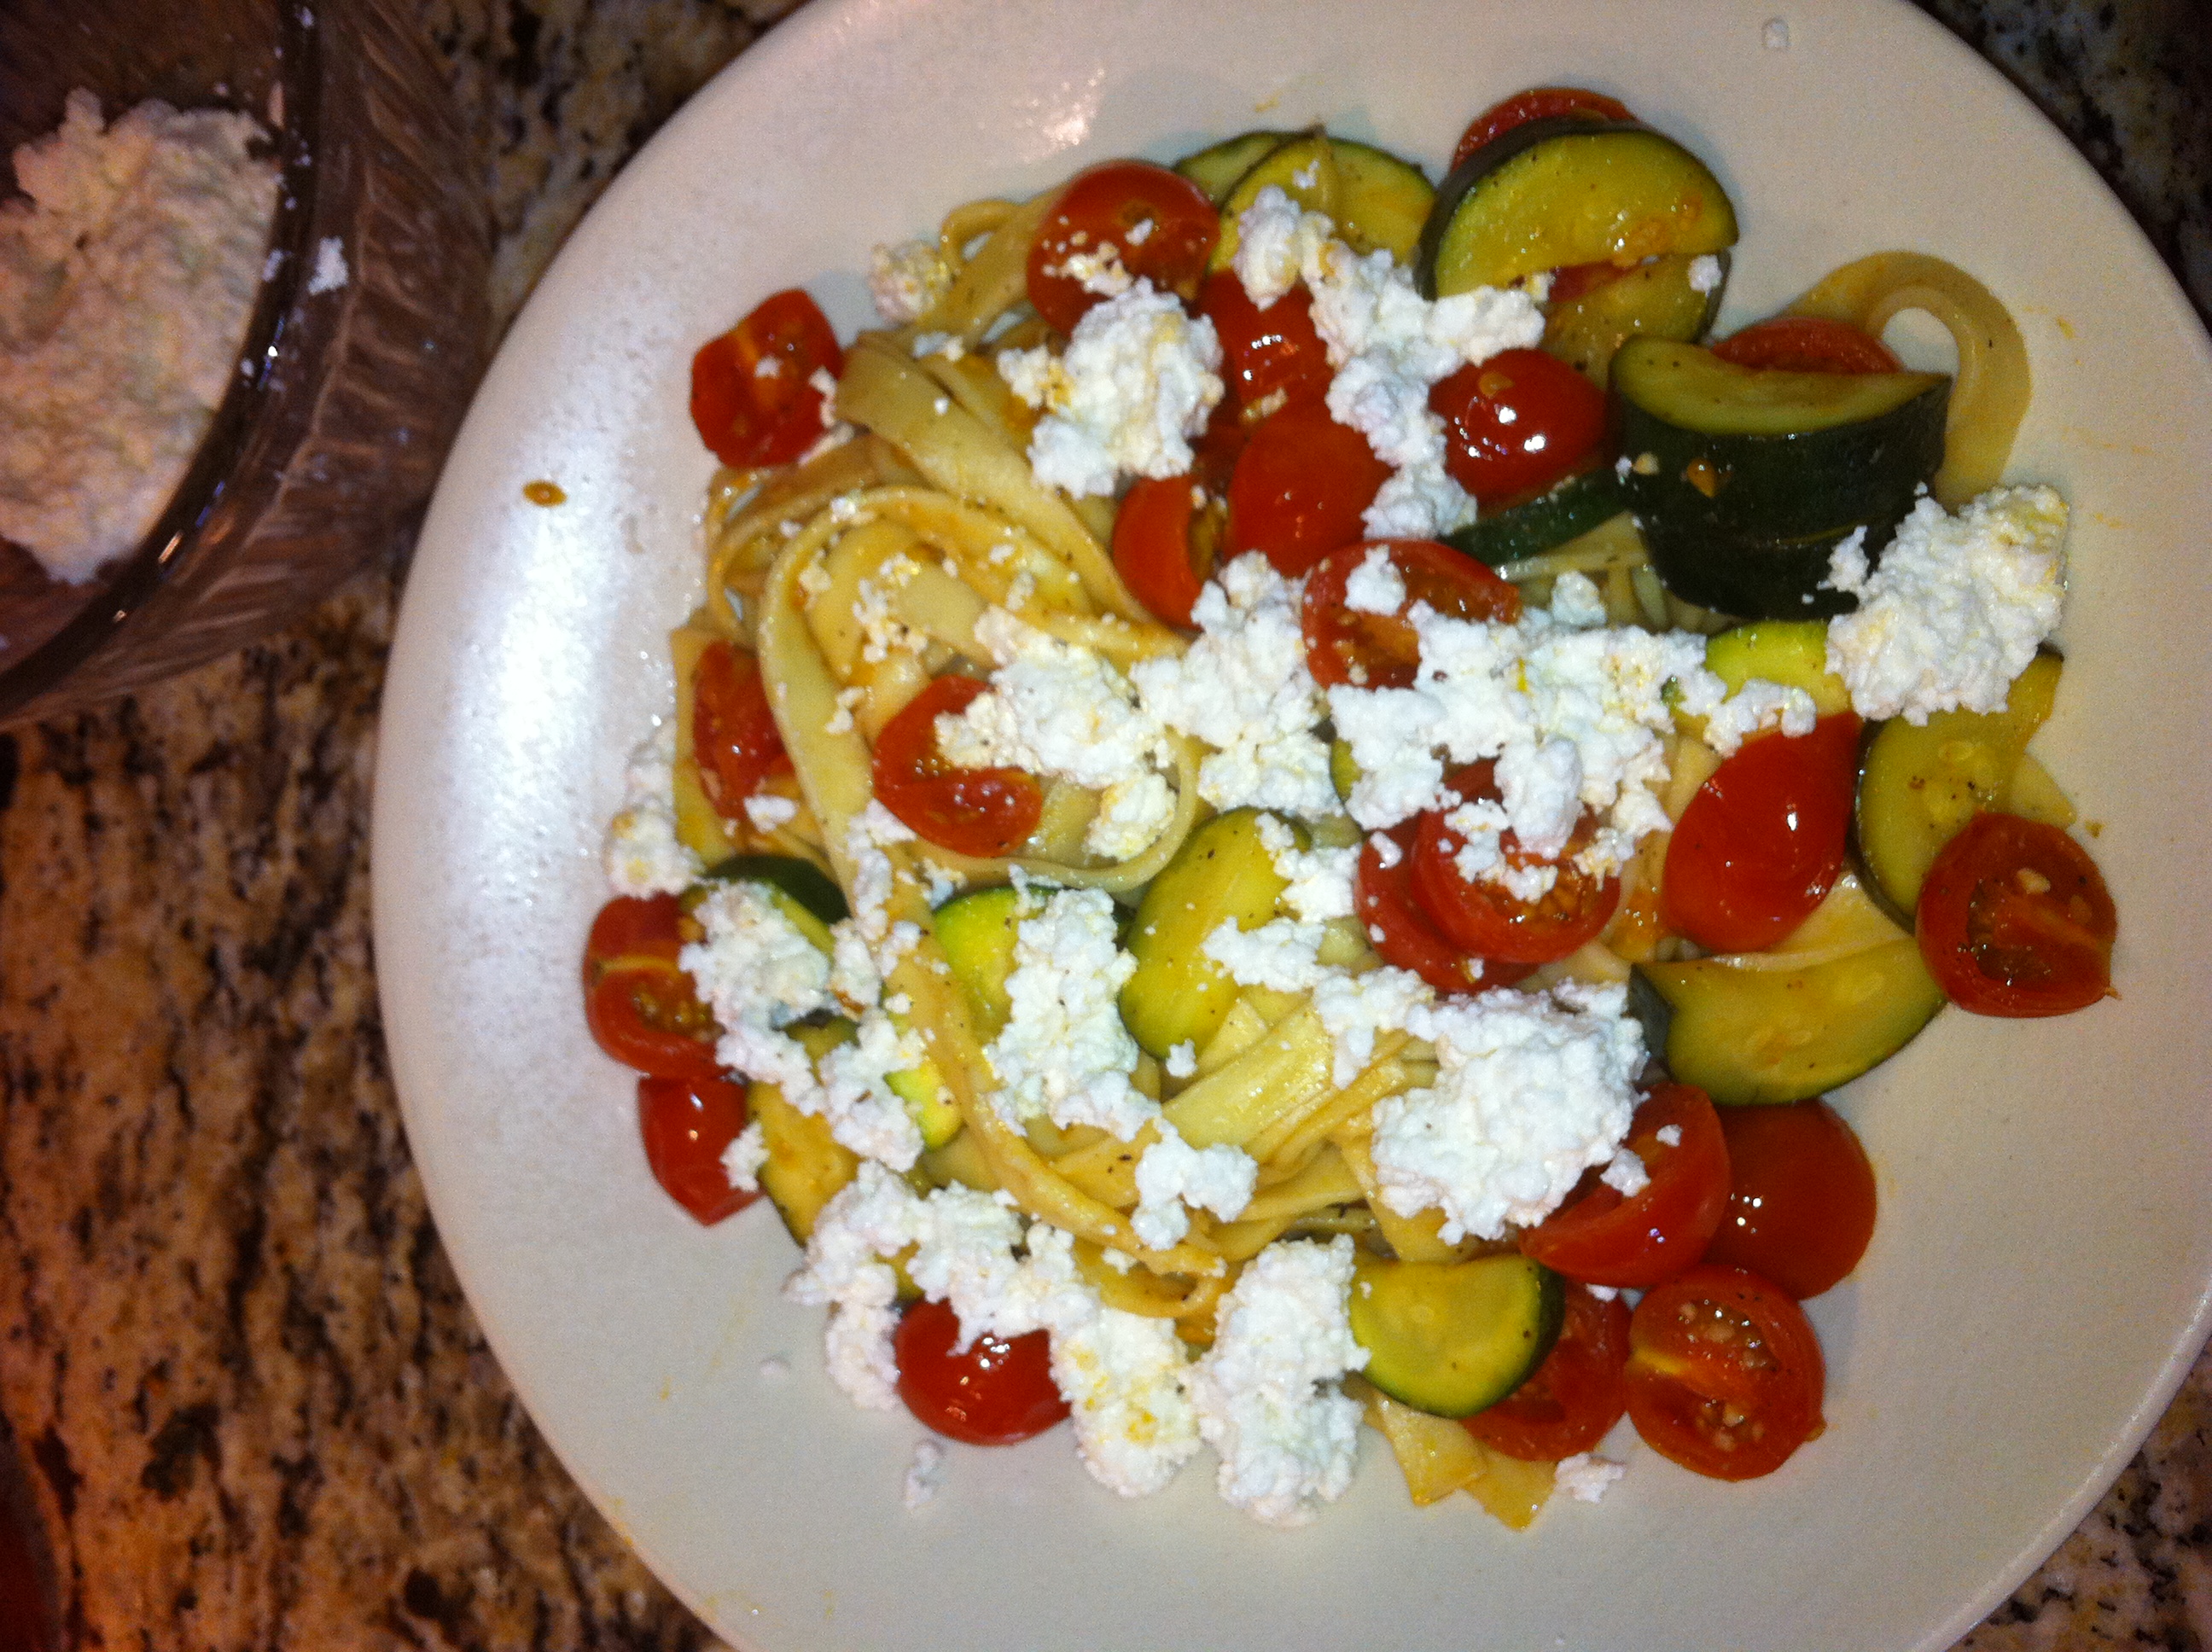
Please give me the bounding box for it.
[373,2,2212,1647]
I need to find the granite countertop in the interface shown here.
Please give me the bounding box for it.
[0,2,2206,1646]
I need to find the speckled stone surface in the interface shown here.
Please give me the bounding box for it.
[0,3,2204,1649]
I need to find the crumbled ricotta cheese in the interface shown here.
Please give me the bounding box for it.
[1255,813,1360,922]
[997,280,1224,497]
[602,722,703,897]
[904,1439,948,1510]
[1050,1294,1205,1497]
[1703,677,1819,755]
[1311,964,1434,1085]
[1342,543,1408,614]
[1186,1237,1370,1527]
[1370,980,1645,1242]
[1555,1452,1626,1504]
[868,237,953,323]
[679,881,834,1097]
[722,1121,767,1192]
[0,91,281,582]
[307,235,348,294]
[1131,1125,1257,1249]
[815,1009,928,1170]
[1164,1041,1198,1080]
[743,792,800,833]
[1687,253,1725,294]
[1824,485,2068,724]
[984,887,1155,1140]
[1203,916,1329,994]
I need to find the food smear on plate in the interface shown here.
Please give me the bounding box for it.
[581,89,2116,1527]
[0,90,279,585]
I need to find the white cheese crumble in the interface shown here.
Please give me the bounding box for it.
[998,280,1224,498]
[984,887,1156,1140]
[1186,1237,1370,1527]
[602,722,703,897]
[0,91,281,582]
[307,235,349,294]
[1202,916,1329,993]
[1703,678,1819,756]
[1255,813,1359,922]
[1342,544,1408,614]
[904,1439,948,1510]
[722,1121,767,1192]
[1555,1452,1626,1504]
[1130,1124,1257,1250]
[742,792,800,832]
[1687,253,1725,294]
[868,237,953,323]
[679,881,834,1097]
[1310,964,1435,1085]
[1824,485,2068,724]
[1164,1040,1198,1080]
[1369,980,1646,1242]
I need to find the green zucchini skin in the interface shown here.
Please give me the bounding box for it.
[1119,808,1289,1059]
[1445,468,1628,567]
[1417,117,1738,300]
[700,853,850,927]
[1173,130,1291,204]
[1612,338,1950,620]
[1350,1255,1563,1418]
[929,886,1027,1039]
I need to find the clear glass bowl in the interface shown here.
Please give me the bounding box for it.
[0,0,490,723]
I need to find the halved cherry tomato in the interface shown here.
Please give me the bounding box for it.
[894,1298,1070,1446]
[1627,1265,1825,1480]
[870,675,1045,858]
[1519,1084,1732,1288]
[583,895,722,1080]
[689,288,842,468]
[1710,316,1902,375]
[1430,348,1609,508]
[1546,260,1628,307]
[1113,474,1215,629]
[1355,823,1530,996]
[637,1073,761,1224]
[1916,811,2116,1017]
[1225,402,1393,578]
[1464,1283,1630,1461]
[1300,539,1520,690]
[692,638,791,817]
[1410,762,1620,965]
[1190,397,1251,497]
[1451,86,1634,172]
[1199,270,1331,414]
[1027,160,1219,335]
[1705,1098,1877,1300]
[1660,713,1863,955]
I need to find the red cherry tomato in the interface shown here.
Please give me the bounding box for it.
[1710,317,1902,375]
[894,1298,1070,1446]
[1199,270,1331,413]
[1916,811,2116,1017]
[1027,160,1220,335]
[1225,402,1393,577]
[1409,762,1620,965]
[1705,1099,1877,1300]
[1355,823,1531,996]
[692,638,791,817]
[1519,1084,1732,1288]
[1190,397,1251,497]
[582,895,722,1080]
[1464,1283,1630,1461]
[1300,539,1520,690]
[1660,713,1863,955]
[689,288,842,468]
[1112,474,1212,629]
[870,675,1045,858]
[1451,86,1634,172]
[637,1073,761,1224]
[1627,1265,1825,1480]
[1430,349,1608,509]
[1546,260,1628,307]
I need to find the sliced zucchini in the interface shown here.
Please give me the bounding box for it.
[685,864,838,956]
[1856,651,2063,915]
[931,886,1026,1038]
[1173,130,1290,203]
[1672,619,1854,743]
[1212,133,1435,272]
[1446,468,1627,567]
[1543,250,1727,387]
[1120,808,1290,1058]
[1613,337,1949,619]
[1349,1255,1563,1418]
[1418,118,1737,300]
[701,853,849,928]
[751,1019,862,1243]
[1211,133,1336,271]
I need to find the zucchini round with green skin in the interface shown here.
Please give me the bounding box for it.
[930,886,1026,1038]
[700,852,850,928]
[1444,468,1627,567]
[1119,808,1290,1058]
[1417,117,1738,300]
[1173,130,1290,204]
[1349,1254,1563,1418]
[1542,250,1727,387]
[1671,619,1854,742]
[1211,133,1435,272]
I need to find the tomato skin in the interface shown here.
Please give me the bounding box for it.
[1199,270,1331,413]
[689,289,843,468]
[1300,539,1521,691]
[1451,86,1634,172]
[1464,1283,1631,1461]
[692,639,791,817]
[1519,1084,1732,1288]
[1409,763,1620,965]
[1430,349,1609,509]
[1660,713,1863,955]
[1627,1265,1825,1480]
[583,895,723,1081]
[1705,1099,1877,1300]
[1225,402,1393,578]
[1710,317,1902,375]
[1916,811,2117,1017]
[1112,474,1209,628]
[1356,823,1532,996]
[894,1299,1070,1446]
[870,675,1045,858]
[1027,160,1220,335]
[637,1073,762,1224]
